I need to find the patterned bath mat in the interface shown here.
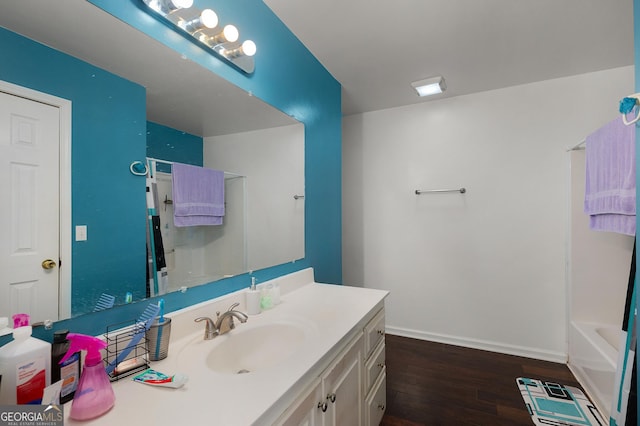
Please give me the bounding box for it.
[516,377,604,426]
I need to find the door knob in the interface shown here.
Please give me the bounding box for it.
[41,259,57,269]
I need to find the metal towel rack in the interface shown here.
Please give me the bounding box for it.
[566,139,586,152]
[415,188,466,195]
[145,157,244,179]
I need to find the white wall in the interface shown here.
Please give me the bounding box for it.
[203,176,248,279]
[342,66,634,361]
[205,123,305,272]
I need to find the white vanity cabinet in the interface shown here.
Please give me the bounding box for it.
[363,308,386,425]
[66,271,390,426]
[277,333,363,426]
[277,307,386,426]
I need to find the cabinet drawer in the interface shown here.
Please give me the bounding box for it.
[364,309,385,359]
[365,341,385,394]
[365,370,386,426]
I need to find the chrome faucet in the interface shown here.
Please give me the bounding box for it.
[194,302,248,340]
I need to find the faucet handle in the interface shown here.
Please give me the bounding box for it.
[227,302,240,312]
[195,316,216,340]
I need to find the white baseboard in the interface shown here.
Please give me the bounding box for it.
[386,325,568,364]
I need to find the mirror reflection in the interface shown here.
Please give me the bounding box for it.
[147,120,305,296]
[0,0,304,321]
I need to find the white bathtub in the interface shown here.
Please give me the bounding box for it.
[568,321,621,422]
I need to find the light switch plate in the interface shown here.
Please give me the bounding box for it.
[75,225,87,241]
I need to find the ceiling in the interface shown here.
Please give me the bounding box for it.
[0,0,634,132]
[264,0,635,116]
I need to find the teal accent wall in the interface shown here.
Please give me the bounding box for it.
[0,27,148,317]
[146,121,203,173]
[0,0,341,342]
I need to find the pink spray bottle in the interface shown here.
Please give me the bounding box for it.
[60,333,115,420]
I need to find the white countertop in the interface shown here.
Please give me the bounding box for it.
[63,269,388,426]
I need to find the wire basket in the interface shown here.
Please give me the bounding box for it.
[104,319,150,381]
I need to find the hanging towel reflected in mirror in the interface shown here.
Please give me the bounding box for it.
[171,163,225,227]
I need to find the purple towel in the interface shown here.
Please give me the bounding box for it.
[584,117,636,236]
[172,163,225,227]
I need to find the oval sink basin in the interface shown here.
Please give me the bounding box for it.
[207,322,306,374]
[178,321,310,375]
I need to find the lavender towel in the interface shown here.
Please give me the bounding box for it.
[172,163,225,227]
[584,117,636,236]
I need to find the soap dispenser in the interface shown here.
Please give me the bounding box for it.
[246,277,261,315]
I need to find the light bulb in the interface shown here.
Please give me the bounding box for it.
[222,25,239,43]
[241,40,257,57]
[200,9,218,28]
[209,24,239,45]
[158,0,192,13]
[181,8,218,33]
[171,0,193,8]
[224,40,257,58]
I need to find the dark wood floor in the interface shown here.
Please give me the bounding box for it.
[381,334,583,426]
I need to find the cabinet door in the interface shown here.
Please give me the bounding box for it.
[277,378,323,426]
[322,334,363,426]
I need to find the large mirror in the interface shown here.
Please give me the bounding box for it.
[0,0,304,321]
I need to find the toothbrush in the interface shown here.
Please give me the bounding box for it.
[154,299,165,360]
[93,293,115,312]
[158,299,165,323]
[105,302,160,376]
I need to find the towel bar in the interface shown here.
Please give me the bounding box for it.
[415,188,466,195]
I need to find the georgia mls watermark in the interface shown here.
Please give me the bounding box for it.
[0,404,63,426]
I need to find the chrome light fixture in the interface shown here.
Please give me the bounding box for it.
[411,76,446,97]
[140,0,257,74]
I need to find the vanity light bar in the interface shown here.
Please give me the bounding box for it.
[140,0,256,74]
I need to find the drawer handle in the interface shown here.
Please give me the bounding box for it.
[377,329,385,335]
[318,401,328,412]
[327,393,336,403]
[377,362,385,368]
[377,403,386,410]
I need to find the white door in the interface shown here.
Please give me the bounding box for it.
[0,90,60,323]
